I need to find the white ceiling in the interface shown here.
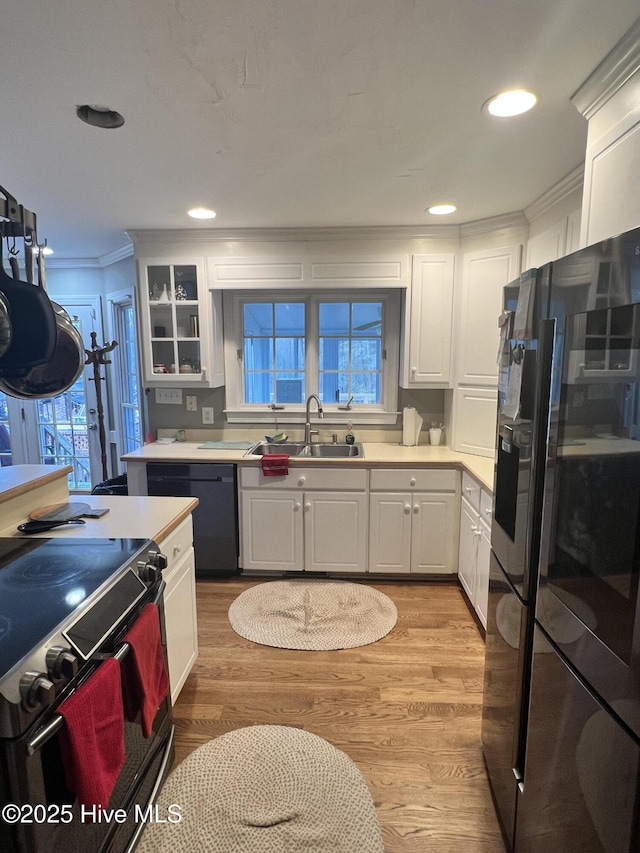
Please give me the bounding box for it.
[1,1,638,261]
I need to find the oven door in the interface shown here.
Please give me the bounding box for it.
[537,303,640,740]
[0,585,174,853]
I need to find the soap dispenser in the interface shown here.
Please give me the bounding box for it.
[345,423,355,445]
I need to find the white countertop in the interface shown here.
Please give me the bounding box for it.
[0,464,72,503]
[123,441,496,492]
[0,494,198,544]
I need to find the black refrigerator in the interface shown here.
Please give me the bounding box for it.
[482,228,640,852]
[481,266,553,851]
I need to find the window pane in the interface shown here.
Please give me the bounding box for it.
[244,303,273,336]
[353,339,381,370]
[276,375,304,403]
[275,303,304,335]
[352,372,380,404]
[244,338,273,370]
[245,373,273,404]
[275,338,304,370]
[319,303,349,335]
[319,338,349,371]
[352,303,382,336]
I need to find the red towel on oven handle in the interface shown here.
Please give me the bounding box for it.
[121,602,169,738]
[261,454,289,476]
[58,657,126,809]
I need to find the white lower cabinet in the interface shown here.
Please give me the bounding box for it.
[369,469,459,575]
[458,473,492,628]
[239,467,367,573]
[160,515,198,703]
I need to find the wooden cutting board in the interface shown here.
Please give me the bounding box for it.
[29,501,96,522]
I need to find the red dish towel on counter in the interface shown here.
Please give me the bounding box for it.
[58,657,126,809]
[121,603,169,737]
[261,454,289,476]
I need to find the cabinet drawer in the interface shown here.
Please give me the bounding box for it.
[370,468,457,492]
[158,514,194,574]
[461,472,481,511]
[480,489,493,528]
[239,466,367,491]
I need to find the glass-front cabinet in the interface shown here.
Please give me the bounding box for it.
[137,258,224,387]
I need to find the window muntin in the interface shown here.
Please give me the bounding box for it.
[233,293,396,415]
[318,302,382,405]
[243,301,306,404]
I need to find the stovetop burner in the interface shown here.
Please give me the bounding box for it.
[0,537,150,684]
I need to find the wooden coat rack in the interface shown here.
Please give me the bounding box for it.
[85,331,118,482]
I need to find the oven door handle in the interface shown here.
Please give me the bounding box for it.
[25,647,128,755]
[25,581,166,756]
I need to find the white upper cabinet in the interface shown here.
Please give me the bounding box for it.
[400,254,455,388]
[136,257,224,387]
[457,245,522,386]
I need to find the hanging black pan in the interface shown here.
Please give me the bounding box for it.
[0,236,57,377]
[0,253,85,400]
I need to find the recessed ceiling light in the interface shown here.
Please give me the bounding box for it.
[187,207,217,220]
[483,89,537,117]
[427,204,457,215]
[76,104,125,129]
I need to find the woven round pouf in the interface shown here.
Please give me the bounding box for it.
[228,579,397,650]
[137,725,384,853]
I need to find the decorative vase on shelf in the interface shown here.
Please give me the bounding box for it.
[175,283,188,301]
[157,283,170,303]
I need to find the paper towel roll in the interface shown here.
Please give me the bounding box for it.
[402,406,417,446]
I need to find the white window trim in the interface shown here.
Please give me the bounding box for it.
[223,290,400,424]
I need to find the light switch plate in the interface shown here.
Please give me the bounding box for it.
[155,388,183,405]
[186,395,197,412]
[202,407,214,424]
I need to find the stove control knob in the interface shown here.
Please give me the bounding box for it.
[148,550,168,571]
[137,560,161,584]
[46,647,79,682]
[20,672,55,711]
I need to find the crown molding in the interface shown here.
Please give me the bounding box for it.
[126,224,462,245]
[98,241,134,267]
[458,211,528,238]
[44,241,133,269]
[524,165,584,222]
[571,18,640,119]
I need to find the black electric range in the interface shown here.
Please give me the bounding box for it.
[0,536,163,738]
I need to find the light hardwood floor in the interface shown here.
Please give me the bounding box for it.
[172,578,506,853]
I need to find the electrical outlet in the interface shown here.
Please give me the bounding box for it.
[186,395,197,412]
[202,407,214,424]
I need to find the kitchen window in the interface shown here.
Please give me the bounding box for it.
[223,291,400,423]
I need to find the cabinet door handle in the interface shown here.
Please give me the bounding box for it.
[294,502,301,512]
[304,502,311,512]
[298,477,306,486]
[464,485,471,493]
[404,504,411,514]
[410,478,416,487]
[413,504,419,514]
[173,544,181,555]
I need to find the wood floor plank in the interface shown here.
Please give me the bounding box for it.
[171,579,506,852]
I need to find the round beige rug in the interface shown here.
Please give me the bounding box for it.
[228,579,397,650]
[137,725,384,853]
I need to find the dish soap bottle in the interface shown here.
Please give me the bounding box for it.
[345,423,355,445]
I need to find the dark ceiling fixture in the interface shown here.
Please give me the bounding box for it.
[76,104,125,129]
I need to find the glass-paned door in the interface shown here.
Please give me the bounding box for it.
[34,376,92,490]
[17,300,107,492]
[113,299,142,454]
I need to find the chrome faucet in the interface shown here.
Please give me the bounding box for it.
[304,394,324,443]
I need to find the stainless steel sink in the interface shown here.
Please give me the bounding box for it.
[245,441,363,458]
[246,442,308,456]
[302,443,363,457]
